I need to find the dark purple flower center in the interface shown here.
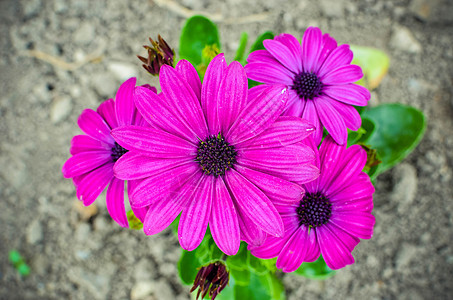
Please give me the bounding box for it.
[292,72,323,100]
[196,134,237,177]
[111,142,128,162]
[297,192,332,228]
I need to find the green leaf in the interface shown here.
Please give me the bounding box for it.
[178,249,202,285]
[234,32,248,63]
[357,118,376,144]
[126,210,143,230]
[294,256,336,280]
[249,31,274,52]
[226,243,248,271]
[350,45,390,90]
[179,15,221,66]
[362,103,426,178]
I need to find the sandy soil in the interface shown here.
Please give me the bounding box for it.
[1,0,452,299]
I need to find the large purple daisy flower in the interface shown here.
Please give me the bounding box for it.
[111,54,319,255]
[249,136,375,271]
[62,78,150,227]
[245,27,371,145]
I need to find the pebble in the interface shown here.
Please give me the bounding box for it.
[131,281,153,300]
[409,0,434,21]
[395,243,418,269]
[74,23,96,45]
[391,163,417,213]
[319,0,344,17]
[107,61,138,82]
[26,219,43,245]
[22,0,41,18]
[151,279,175,299]
[91,72,118,98]
[389,26,422,54]
[50,96,73,124]
[75,223,91,242]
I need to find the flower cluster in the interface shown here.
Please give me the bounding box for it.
[62,27,375,273]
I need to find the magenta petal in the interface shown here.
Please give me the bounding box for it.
[263,39,300,73]
[225,169,283,237]
[318,44,353,77]
[247,85,267,102]
[77,109,114,144]
[283,92,305,117]
[326,98,361,131]
[301,27,322,72]
[301,100,322,145]
[276,226,320,272]
[76,163,114,206]
[70,135,111,155]
[321,65,363,85]
[275,33,303,72]
[111,126,196,158]
[128,180,148,222]
[217,61,248,133]
[134,87,195,141]
[249,235,288,259]
[316,224,360,270]
[235,165,304,207]
[210,177,240,255]
[97,98,118,129]
[106,177,128,227]
[227,85,288,144]
[115,77,136,126]
[114,151,191,180]
[62,151,112,178]
[176,59,202,100]
[237,208,267,246]
[236,116,315,150]
[130,163,199,208]
[160,65,208,138]
[323,84,370,107]
[330,212,375,239]
[315,33,338,71]
[178,176,213,251]
[315,97,347,145]
[143,172,203,236]
[245,62,294,85]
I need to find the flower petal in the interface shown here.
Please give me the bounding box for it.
[227,85,288,144]
[106,177,128,227]
[301,27,322,72]
[318,44,353,77]
[237,208,267,246]
[325,98,361,131]
[301,100,322,145]
[176,59,202,100]
[178,176,213,251]
[115,77,136,126]
[76,163,114,206]
[330,212,375,239]
[264,39,300,73]
[283,92,305,117]
[275,33,303,72]
[245,61,294,85]
[314,33,338,73]
[62,151,112,178]
[70,135,111,155]
[315,96,347,145]
[77,109,114,144]
[321,65,363,85]
[111,126,196,158]
[97,98,118,129]
[225,169,283,237]
[210,177,240,255]
[323,84,370,107]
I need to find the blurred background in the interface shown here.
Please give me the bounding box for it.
[0,0,452,299]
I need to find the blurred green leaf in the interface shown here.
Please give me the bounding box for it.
[178,249,201,285]
[350,45,390,90]
[234,32,248,63]
[363,103,426,178]
[126,210,143,230]
[358,118,376,144]
[250,31,274,52]
[179,15,220,66]
[294,256,336,280]
[226,243,248,271]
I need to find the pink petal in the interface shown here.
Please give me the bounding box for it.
[128,180,148,222]
[178,176,213,251]
[210,177,240,255]
[236,116,315,150]
[97,98,118,129]
[237,208,267,246]
[316,224,360,270]
[301,100,322,145]
[244,61,294,85]
[201,53,227,134]
[106,177,128,227]
[323,83,370,107]
[315,96,347,145]
[111,126,196,158]
[301,27,322,72]
[275,33,303,72]
[263,39,300,73]
[321,65,363,85]
[76,163,114,206]
[227,85,288,144]
[115,77,136,126]
[276,226,320,272]
[225,169,283,237]
[247,85,267,101]
[217,61,248,133]
[114,151,191,180]
[325,98,361,131]
[160,65,208,138]
[330,212,375,239]
[176,59,202,100]
[283,91,305,117]
[142,172,203,235]
[314,33,338,73]
[134,87,195,141]
[62,151,112,178]
[77,109,114,144]
[70,135,111,155]
[318,44,353,77]
[130,163,199,208]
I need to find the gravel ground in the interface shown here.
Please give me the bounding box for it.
[1,0,452,299]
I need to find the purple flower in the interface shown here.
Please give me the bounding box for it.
[245,28,371,145]
[249,136,375,271]
[111,54,319,255]
[62,78,149,227]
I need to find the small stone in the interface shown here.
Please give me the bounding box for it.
[74,23,95,45]
[395,243,418,269]
[389,26,422,54]
[391,163,417,214]
[108,61,138,82]
[75,223,91,242]
[26,219,43,245]
[54,0,68,13]
[91,72,118,98]
[319,0,344,17]
[50,96,73,124]
[409,0,435,21]
[131,281,153,300]
[151,280,174,299]
[22,0,41,18]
